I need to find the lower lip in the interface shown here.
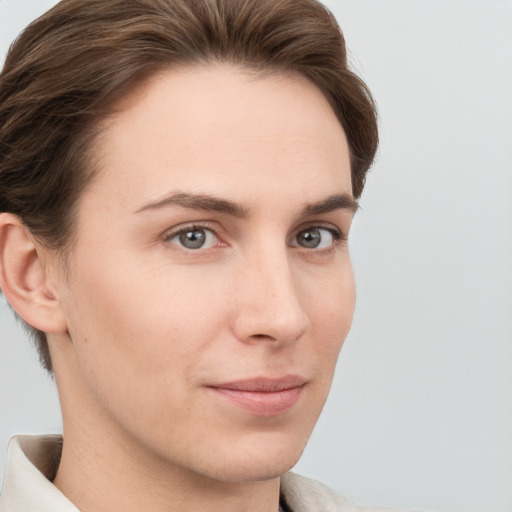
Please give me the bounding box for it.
[208,386,304,416]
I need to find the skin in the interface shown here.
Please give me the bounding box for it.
[0,65,356,512]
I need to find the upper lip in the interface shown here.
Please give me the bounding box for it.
[208,375,307,392]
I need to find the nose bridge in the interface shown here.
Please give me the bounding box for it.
[232,243,311,345]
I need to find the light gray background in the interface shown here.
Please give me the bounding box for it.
[1,1,511,511]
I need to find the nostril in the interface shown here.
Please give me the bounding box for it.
[251,333,277,341]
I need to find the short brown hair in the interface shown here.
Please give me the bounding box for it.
[0,0,378,373]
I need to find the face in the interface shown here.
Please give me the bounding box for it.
[51,65,356,483]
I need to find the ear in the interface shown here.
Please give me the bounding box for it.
[0,213,68,334]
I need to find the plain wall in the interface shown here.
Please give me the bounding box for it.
[1,1,511,511]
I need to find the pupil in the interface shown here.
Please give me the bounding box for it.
[299,229,321,248]
[180,229,205,249]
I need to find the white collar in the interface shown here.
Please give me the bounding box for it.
[0,435,79,511]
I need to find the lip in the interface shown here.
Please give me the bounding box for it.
[207,376,307,416]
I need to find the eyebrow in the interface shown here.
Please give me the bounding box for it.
[134,192,250,218]
[301,194,359,216]
[134,191,358,217]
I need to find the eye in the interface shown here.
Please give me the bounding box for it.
[168,226,218,250]
[292,227,340,249]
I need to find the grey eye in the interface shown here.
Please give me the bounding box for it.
[170,228,217,250]
[294,227,335,249]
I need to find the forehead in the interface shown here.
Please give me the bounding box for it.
[84,65,352,212]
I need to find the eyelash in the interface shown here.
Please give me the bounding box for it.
[163,222,347,253]
[163,222,222,249]
[295,225,347,256]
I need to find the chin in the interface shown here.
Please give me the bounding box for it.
[198,456,300,484]
[190,429,311,483]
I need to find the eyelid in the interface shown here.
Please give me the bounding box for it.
[289,223,347,251]
[292,222,346,240]
[162,221,226,249]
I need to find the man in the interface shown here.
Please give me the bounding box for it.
[0,1,410,510]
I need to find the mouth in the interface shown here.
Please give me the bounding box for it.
[206,376,307,416]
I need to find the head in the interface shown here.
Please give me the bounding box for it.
[0,0,377,483]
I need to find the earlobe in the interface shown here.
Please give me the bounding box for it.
[0,213,68,334]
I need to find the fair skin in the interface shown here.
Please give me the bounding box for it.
[0,65,355,512]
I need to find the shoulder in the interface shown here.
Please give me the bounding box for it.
[280,472,412,512]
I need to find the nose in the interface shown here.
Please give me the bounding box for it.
[231,248,311,346]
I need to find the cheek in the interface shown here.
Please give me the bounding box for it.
[62,254,227,387]
[306,255,355,321]
[305,260,355,362]
[59,257,237,447]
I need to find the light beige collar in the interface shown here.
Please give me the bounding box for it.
[0,435,79,511]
